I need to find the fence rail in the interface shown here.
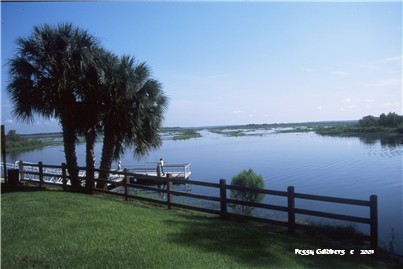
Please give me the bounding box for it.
[2,161,378,253]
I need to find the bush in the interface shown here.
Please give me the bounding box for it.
[230,169,265,215]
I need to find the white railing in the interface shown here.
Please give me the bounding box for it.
[1,161,78,185]
[1,161,191,184]
[125,163,191,178]
[1,162,19,178]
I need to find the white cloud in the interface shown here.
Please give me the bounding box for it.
[360,64,378,71]
[361,78,402,88]
[6,119,13,124]
[383,102,400,108]
[360,55,402,71]
[316,106,323,110]
[383,55,402,62]
[232,110,242,114]
[331,71,348,76]
[364,99,375,103]
[342,98,351,103]
[298,66,313,72]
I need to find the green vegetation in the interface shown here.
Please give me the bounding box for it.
[209,124,271,136]
[208,129,247,137]
[4,112,402,154]
[207,114,403,138]
[172,129,202,140]
[315,113,403,137]
[230,169,265,215]
[2,191,401,269]
[6,140,51,153]
[359,112,403,128]
[274,127,312,134]
[315,126,399,136]
[208,122,356,137]
[224,130,247,137]
[5,130,60,153]
[7,23,167,192]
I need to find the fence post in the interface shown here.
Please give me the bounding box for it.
[167,174,173,209]
[220,179,227,219]
[287,186,295,234]
[370,195,378,254]
[38,161,43,188]
[124,168,128,201]
[18,160,24,181]
[62,163,67,191]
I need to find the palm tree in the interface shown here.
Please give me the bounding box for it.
[97,54,168,188]
[76,48,117,193]
[7,23,98,192]
[74,49,106,193]
[84,49,119,188]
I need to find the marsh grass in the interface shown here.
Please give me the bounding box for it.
[2,191,401,269]
[172,130,202,140]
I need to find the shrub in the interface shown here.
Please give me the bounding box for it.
[230,169,265,215]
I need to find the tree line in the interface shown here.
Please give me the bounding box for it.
[4,130,43,152]
[5,130,24,142]
[7,23,168,192]
[358,112,403,128]
[4,130,61,153]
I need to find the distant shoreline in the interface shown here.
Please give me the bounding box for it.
[5,121,403,153]
[13,120,357,136]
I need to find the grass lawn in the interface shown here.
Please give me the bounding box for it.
[1,190,401,269]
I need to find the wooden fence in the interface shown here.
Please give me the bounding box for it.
[9,161,378,253]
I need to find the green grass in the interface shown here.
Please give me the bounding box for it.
[172,130,202,140]
[6,140,60,153]
[222,131,247,137]
[2,191,401,269]
[314,125,403,137]
[274,128,312,134]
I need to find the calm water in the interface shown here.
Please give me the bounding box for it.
[6,131,403,254]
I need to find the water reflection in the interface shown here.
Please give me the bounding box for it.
[379,136,403,148]
[334,134,403,148]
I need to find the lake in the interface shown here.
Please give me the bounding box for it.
[5,130,403,254]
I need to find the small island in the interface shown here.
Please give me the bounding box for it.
[4,112,403,153]
[314,112,403,137]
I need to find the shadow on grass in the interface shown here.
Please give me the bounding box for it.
[1,183,46,193]
[163,213,402,269]
[164,214,284,267]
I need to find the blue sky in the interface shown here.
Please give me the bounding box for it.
[1,1,402,133]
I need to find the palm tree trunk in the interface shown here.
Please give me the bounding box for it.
[61,118,81,192]
[85,127,96,194]
[98,123,116,189]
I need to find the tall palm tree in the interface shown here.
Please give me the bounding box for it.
[97,54,168,188]
[76,48,113,192]
[7,23,98,192]
[75,58,101,193]
[86,50,119,188]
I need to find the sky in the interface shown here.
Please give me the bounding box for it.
[1,1,402,134]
